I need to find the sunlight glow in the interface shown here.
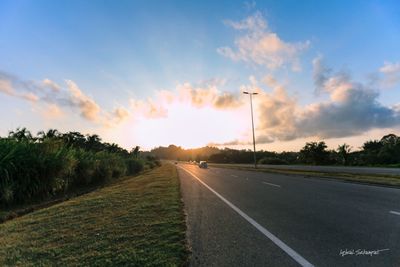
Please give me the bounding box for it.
[108,102,249,150]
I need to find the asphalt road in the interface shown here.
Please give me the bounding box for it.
[178,163,400,267]
[209,163,400,176]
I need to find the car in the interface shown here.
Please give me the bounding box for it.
[198,161,208,168]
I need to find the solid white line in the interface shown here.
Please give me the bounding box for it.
[179,166,314,267]
[231,174,238,178]
[390,210,400,216]
[262,181,281,188]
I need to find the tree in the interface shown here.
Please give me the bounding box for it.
[362,140,383,165]
[300,141,329,165]
[337,143,351,165]
[37,129,60,142]
[85,134,102,151]
[8,127,33,142]
[131,146,140,158]
[378,134,400,164]
[62,132,86,149]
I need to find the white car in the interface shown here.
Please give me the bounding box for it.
[198,161,208,168]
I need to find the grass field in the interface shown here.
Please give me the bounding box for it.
[209,163,400,187]
[0,163,189,266]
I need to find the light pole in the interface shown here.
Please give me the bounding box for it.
[243,91,258,168]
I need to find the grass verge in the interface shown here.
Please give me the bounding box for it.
[209,163,400,187]
[0,163,189,266]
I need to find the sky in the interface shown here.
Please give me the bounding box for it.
[1,0,400,151]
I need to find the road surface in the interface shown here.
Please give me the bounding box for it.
[209,163,400,176]
[178,163,400,266]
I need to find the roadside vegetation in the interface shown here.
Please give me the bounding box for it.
[0,163,188,266]
[149,133,400,167]
[0,128,160,215]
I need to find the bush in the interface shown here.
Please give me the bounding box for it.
[0,129,160,207]
[126,158,144,175]
[258,157,288,165]
[72,149,98,186]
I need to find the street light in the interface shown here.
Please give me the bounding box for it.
[243,91,258,168]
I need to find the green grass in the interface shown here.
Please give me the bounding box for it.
[0,163,189,266]
[209,163,400,187]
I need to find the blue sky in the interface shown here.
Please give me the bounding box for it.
[1,0,400,150]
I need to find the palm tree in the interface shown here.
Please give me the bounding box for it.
[131,146,140,158]
[337,143,351,165]
[8,127,33,142]
[62,132,86,148]
[37,129,60,142]
[85,134,102,151]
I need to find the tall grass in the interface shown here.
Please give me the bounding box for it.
[0,130,158,207]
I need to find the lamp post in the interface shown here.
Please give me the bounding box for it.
[243,91,258,168]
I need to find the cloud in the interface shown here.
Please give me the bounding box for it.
[255,79,299,141]
[312,55,332,94]
[207,139,253,146]
[244,1,256,10]
[177,82,242,109]
[3,63,399,146]
[128,81,243,120]
[0,78,14,95]
[218,12,310,71]
[21,92,39,102]
[0,72,39,102]
[65,80,100,121]
[262,74,278,88]
[130,99,169,119]
[0,70,243,129]
[42,78,61,91]
[41,104,64,119]
[113,107,130,121]
[379,61,400,88]
[253,60,400,143]
[296,71,399,139]
[0,71,125,124]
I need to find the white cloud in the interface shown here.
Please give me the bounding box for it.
[379,61,400,88]
[218,12,310,71]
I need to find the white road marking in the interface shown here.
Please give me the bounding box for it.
[179,166,314,267]
[262,181,281,188]
[231,174,238,178]
[390,210,400,216]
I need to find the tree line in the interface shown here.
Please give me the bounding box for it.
[0,128,160,207]
[149,134,400,167]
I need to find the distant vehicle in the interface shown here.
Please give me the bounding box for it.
[198,161,208,168]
